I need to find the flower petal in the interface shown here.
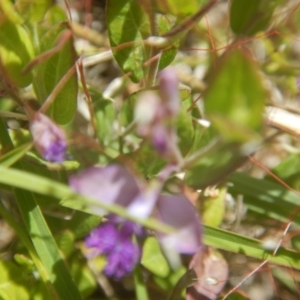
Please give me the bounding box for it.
[69,164,140,214]
[105,239,140,279]
[156,194,202,254]
[29,112,67,163]
[85,222,119,255]
[127,187,160,219]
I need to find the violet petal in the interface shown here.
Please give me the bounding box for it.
[120,221,144,238]
[127,187,160,219]
[69,164,140,214]
[104,239,140,279]
[156,194,202,254]
[85,222,119,255]
[151,124,170,155]
[29,112,67,163]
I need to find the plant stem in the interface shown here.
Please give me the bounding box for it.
[142,0,160,87]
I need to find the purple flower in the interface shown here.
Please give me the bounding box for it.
[85,222,119,255]
[85,220,141,279]
[69,164,202,278]
[135,68,180,158]
[29,112,67,163]
[156,194,202,254]
[69,164,145,215]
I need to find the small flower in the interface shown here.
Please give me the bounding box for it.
[156,194,202,255]
[135,68,180,158]
[85,220,141,279]
[105,240,140,278]
[70,164,202,278]
[85,222,119,255]
[29,112,67,162]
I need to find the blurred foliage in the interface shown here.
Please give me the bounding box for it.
[1,0,300,299]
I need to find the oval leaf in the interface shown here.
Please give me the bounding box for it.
[16,0,52,22]
[34,24,78,124]
[106,0,151,83]
[204,48,266,142]
[230,0,279,36]
[0,261,30,299]
[141,236,170,277]
[0,20,34,87]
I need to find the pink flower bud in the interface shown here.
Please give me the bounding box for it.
[29,113,67,162]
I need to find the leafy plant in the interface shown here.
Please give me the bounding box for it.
[1,0,300,299]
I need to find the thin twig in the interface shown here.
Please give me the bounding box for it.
[163,0,219,38]
[222,260,268,299]
[39,63,77,114]
[0,111,28,120]
[77,57,98,138]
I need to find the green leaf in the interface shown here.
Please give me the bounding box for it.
[152,0,200,17]
[0,0,24,24]
[153,266,186,295]
[168,269,194,300]
[270,153,300,189]
[186,49,266,188]
[272,153,300,180]
[94,97,117,144]
[14,188,83,300]
[0,261,30,300]
[186,141,248,189]
[106,0,151,83]
[14,254,35,270]
[230,0,279,36]
[141,237,170,277]
[291,234,300,252]
[228,172,300,226]
[176,99,194,156]
[204,225,300,269]
[43,210,97,237]
[230,0,284,36]
[0,199,54,298]
[272,268,298,293]
[55,230,75,258]
[64,214,101,240]
[204,48,266,143]
[69,253,97,298]
[16,0,52,22]
[134,265,149,300]
[130,141,167,177]
[158,45,178,71]
[34,23,77,124]
[0,142,32,167]
[157,14,178,71]
[43,4,67,25]
[0,118,83,300]
[25,151,80,170]
[0,20,34,87]
[29,280,52,300]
